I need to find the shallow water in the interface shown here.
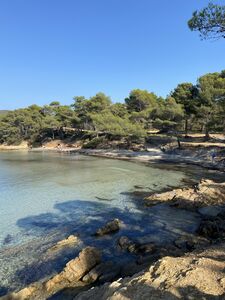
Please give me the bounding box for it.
[0,151,224,294]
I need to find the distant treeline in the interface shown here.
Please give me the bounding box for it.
[0,70,225,145]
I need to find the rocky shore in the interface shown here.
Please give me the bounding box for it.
[78,146,225,172]
[2,178,225,300]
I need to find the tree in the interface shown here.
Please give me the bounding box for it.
[125,89,158,112]
[171,83,198,136]
[91,111,146,139]
[110,103,128,118]
[150,97,184,132]
[88,92,111,113]
[188,2,225,40]
[72,93,111,129]
[197,71,225,138]
[49,101,60,107]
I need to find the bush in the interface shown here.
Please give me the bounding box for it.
[82,137,106,149]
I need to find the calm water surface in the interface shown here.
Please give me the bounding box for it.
[0,151,189,245]
[0,151,224,294]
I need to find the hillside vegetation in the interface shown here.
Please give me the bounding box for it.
[0,70,225,147]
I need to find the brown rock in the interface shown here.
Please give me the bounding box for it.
[47,235,80,254]
[118,236,137,253]
[95,219,121,236]
[82,261,115,284]
[75,242,225,300]
[45,247,101,295]
[174,234,210,251]
[145,179,225,211]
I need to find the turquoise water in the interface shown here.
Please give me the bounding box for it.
[0,151,223,295]
[0,151,189,246]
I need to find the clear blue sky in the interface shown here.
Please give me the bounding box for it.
[0,0,224,110]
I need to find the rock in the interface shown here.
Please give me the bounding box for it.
[118,236,156,255]
[145,179,225,211]
[82,261,115,284]
[47,235,80,254]
[136,253,160,265]
[98,264,121,283]
[95,219,121,236]
[174,235,210,251]
[120,261,148,277]
[197,217,225,239]
[3,234,13,245]
[157,245,184,258]
[117,236,137,253]
[75,242,225,300]
[198,206,225,217]
[1,283,43,300]
[45,247,101,295]
[135,242,156,255]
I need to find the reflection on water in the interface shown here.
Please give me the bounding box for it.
[0,151,224,295]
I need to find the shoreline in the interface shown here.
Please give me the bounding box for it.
[1,144,225,172]
[1,149,225,299]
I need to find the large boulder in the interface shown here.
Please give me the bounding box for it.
[45,247,101,295]
[95,219,121,236]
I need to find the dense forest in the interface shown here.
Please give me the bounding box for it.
[0,70,225,147]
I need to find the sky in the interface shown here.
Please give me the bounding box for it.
[0,0,224,110]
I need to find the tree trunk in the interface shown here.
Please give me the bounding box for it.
[205,123,210,140]
[184,118,188,138]
[204,113,211,140]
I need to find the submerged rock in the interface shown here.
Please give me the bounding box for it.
[197,216,225,239]
[46,235,80,254]
[98,264,121,283]
[118,236,156,255]
[117,236,137,253]
[3,234,13,245]
[95,219,121,236]
[174,234,210,251]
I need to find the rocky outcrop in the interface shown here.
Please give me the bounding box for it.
[95,219,121,236]
[75,243,225,300]
[145,179,225,211]
[45,247,101,295]
[46,235,80,254]
[2,247,101,300]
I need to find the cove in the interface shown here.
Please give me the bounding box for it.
[0,151,224,295]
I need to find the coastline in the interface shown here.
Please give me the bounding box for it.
[1,147,225,299]
[1,143,225,172]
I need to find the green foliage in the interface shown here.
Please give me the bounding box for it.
[125,89,158,112]
[91,112,146,139]
[171,83,199,135]
[151,97,184,132]
[0,71,225,146]
[83,137,106,149]
[196,71,225,137]
[188,2,225,40]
